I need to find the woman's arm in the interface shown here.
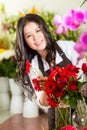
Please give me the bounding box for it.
[37,76,49,106]
[29,68,50,109]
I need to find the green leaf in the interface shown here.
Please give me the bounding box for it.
[69,97,77,109]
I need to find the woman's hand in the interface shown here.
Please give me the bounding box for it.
[37,75,49,106]
[58,101,70,108]
[37,75,48,90]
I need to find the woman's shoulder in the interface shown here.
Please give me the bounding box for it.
[57,40,76,49]
[56,40,80,64]
[56,40,76,54]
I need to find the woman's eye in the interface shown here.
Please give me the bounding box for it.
[36,29,41,32]
[26,35,31,38]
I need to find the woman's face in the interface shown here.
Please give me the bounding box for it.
[24,22,47,54]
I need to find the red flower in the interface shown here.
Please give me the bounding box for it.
[45,80,57,94]
[63,64,79,79]
[82,63,87,76]
[47,97,57,108]
[25,60,31,74]
[82,128,87,130]
[68,81,77,91]
[60,125,77,130]
[32,78,41,91]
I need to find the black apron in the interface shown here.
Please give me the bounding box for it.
[38,44,72,130]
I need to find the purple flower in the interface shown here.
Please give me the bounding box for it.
[54,15,63,26]
[75,9,85,23]
[54,8,86,32]
[64,9,85,30]
[81,83,87,97]
[80,31,87,46]
[74,31,87,59]
[84,9,87,21]
[54,15,67,34]
[55,25,67,34]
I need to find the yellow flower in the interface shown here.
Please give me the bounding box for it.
[18,11,25,17]
[29,6,38,14]
[0,49,6,54]
[0,49,15,60]
[18,6,38,18]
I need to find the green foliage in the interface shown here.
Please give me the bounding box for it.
[3,15,19,34]
[57,29,82,42]
[40,11,59,40]
[0,57,17,78]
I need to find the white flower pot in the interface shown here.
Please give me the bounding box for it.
[9,78,23,114]
[0,93,10,111]
[0,77,10,110]
[9,78,23,95]
[23,98,39,118]
[10,95,23,114]
[0,77,9,92]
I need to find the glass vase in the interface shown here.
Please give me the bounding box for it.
[72,100,87,130]
[55,106,72,130]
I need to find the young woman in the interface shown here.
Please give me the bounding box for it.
[15,13,85,130]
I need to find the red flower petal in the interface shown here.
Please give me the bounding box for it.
[25,60,31,74]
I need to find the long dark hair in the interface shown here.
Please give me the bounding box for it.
[15,13,57,98]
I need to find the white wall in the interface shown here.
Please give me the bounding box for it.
[0,0,86,16]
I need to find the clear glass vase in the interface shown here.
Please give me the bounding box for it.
[55,107,72,130]
[72,100,87,130]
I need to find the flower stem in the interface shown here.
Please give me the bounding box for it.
[57,107,68,126]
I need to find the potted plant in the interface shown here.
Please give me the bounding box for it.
[0,49,16,78]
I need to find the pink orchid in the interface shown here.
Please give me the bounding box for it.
[74,31,87,59]
[54,15,63,26]
[54,15,67,34]
[55,24,67,34]
[54,8,86,32]
[84,9,87,21]
[80,31,87,46]
[63,9,84,30]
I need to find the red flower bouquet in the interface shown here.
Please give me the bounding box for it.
[32,63,87,109]
[44,64,81,109]
[32,63,87,129]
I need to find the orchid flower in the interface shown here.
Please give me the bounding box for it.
[54,15,68,34]
[74,31,87,60]
[54,9,86,33]
[54,8,87,60]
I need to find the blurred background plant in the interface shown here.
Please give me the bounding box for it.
[0,15,19,50]
[0,50,16,78]
[2,15,19,48]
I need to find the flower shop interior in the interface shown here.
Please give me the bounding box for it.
[0,0,87,130]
